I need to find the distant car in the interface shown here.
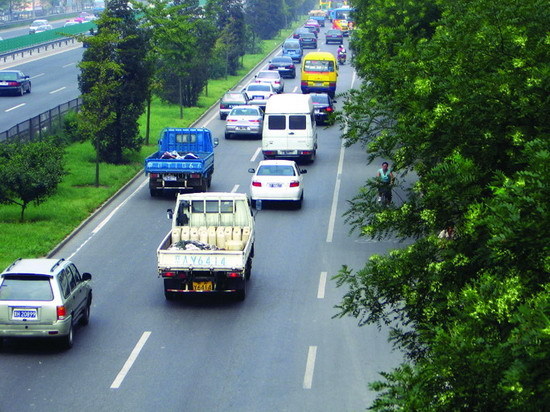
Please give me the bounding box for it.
[254,70,284,93]
[219,91,249,120]
[243,83,276,111]
[310,93,336,125]
[248,160,307,209]
[64,20,80,27]
[0,70,31,96]
[28,19,48,34]
[293,27,311,39]
[34,24,53,33]
[0,258,93,349]
[304,20,320,34]
[325,29,344,45]
[225,106,264,140]
[268,56,296,79]
[299,32,318,49]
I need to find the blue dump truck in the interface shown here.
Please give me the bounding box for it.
[144,128,218,197]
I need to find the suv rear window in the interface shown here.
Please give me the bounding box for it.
[0,276,54,301]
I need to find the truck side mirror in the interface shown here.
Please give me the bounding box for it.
[167,209,173,220]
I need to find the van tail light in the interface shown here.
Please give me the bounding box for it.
[290,181,300,187]
[301,81,308,87]
[252,181,262,187]
[220,103,228,109]
[325,106,334,112]
[57,306,67,320]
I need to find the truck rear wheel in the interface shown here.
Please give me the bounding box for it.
[235,286,246,301]
[164,290,176,300]
[150,188,160,197]
[245,258,252,280]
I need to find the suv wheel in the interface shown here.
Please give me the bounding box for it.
[80,299,91,326]
[61,323,74,349]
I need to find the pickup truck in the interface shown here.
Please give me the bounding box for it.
[157,192,255,301]
[144,128,218,197]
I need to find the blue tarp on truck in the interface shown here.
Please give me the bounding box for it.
[144,128,218,197]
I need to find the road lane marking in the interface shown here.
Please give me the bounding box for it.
[111,331,151,389]
[303,346,317,389]
[67,178,147,260]
[317,272,327,299]
[231,184,239,193]
[292,86,298,93]
[5,103,26,112]
[326,140,346,242]
[62,62,76,68]
[251,147,261,162]
[50,87,66,94]
[32,73,45,79]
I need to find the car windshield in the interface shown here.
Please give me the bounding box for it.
[311,95,329,104]
[0,276,54,301]
[0,72,18,81]
[328,30,341,35]
[247,84,270,91]
[231,108,258,116]
[258,165,296,176]
[258,72,278,79]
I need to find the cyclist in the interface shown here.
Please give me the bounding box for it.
[377,162,394,204]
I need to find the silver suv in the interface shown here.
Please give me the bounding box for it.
[0,258,92,349]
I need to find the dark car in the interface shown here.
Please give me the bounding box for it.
[219,91,250,120]
[293,27,311,39]
[0,70,31,96]
[299,32,318,49]
[268,56,296,79]
[325,29,344,45]
[310,93,336,125]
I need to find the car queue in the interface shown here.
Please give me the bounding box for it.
[218,13,348,210]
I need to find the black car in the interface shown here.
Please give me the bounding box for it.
[299,32,318,49]
[325,29,344,45]
[267,56,296,79]
[0,70,31,96]
[310,93,336,125]
[293,27,311,39]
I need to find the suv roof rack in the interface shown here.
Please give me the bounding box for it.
[5,258,22,271]
[50,258,65,272]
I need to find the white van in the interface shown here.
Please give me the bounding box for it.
[262,94,317,163]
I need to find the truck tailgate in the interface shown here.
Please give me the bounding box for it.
[157,249,246,270]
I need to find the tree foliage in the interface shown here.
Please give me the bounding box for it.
[0,139,66,222]
[78,0,151,164]
[245,0,286,40]
[139,0,217,107]
[335,0,550,409]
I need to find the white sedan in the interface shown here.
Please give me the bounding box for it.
[248,160,307,209]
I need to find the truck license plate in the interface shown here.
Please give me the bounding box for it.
[193,281,213,291]
[163,175,177,182]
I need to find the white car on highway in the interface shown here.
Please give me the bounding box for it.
[248,160,307,209]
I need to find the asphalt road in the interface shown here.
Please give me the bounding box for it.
[0,26,403,412]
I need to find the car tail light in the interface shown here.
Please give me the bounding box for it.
[190,173,201,179]
[220,103,228,109]
[288,64,295,69]
[329,82,336,88]
[227,119,237,122]
[326,106,334,112]
[268,65,276,70]
[274,81,281,84]
[252,181,262,187]
[290,181,300,187]
[8,81,19,86]
[249,119,260,123]
[263,150,276,155]
[226,272,241,278]
[301,81,308,87]
[57,306,67,320]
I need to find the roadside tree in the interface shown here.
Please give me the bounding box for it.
[78,0,151,165]
[0,139,65,222]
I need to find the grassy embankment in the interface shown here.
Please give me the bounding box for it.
[0,24,303,269]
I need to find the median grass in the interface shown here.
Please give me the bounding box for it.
[0,23,303,270]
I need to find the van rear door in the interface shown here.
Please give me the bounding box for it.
[263,114,313,153]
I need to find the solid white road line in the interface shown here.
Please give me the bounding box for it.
[231,184,239,193]
[111,331,152,389]
[326,141,346,242]
[303,345,318,389]
[67,179,147,260]
[50,87,66,94]
[5,103,25,112]
[251,147,261,162]
[317,272,327,299]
